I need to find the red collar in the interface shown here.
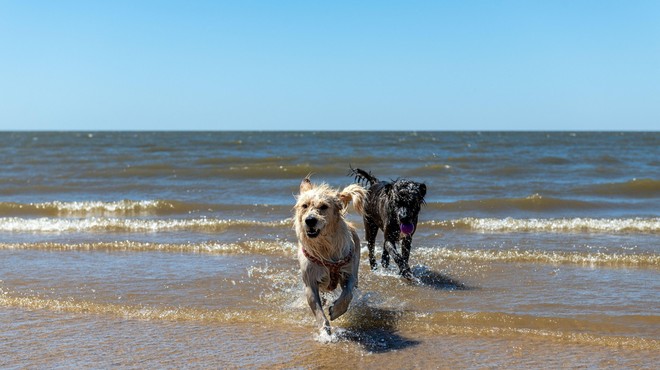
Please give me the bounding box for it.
[302,247,353,291]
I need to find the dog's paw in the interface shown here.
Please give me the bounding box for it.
[329,304,337,320]
[315,325,338,344]
[329,301,348,320]
[401,268,420,283]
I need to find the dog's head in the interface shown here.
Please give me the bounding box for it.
[294,177,365,240]
[390,180,426,234]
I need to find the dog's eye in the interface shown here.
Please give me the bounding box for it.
[319,204,329,211]
[301,204,309,209]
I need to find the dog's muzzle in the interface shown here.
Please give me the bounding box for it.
[304,216,321,238]
[397,208,415,235]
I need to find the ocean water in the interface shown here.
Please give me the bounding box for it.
[1,131,658,368]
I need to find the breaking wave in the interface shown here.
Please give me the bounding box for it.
[0,216,657,234]
[415,247,659,268]
[0,200,292,217]
[0,200,198,217]
[2,241,656,269]
[0,240,297,256]
[423,217,660,233]
[0,217,292,232]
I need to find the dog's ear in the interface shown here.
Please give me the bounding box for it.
[300,177,313,193]
[419,183,427,198]
[338,184,366,215]
[338,191,351,211]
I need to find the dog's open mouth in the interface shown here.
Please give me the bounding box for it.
[400,223,415,235]
[306,228,320,238]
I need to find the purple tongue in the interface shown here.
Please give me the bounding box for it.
[400,223,415,235]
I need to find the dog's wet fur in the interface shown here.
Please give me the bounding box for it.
[294,176,366,335]
[350,167,426,280]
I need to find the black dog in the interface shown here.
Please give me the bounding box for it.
[350,167,426,279]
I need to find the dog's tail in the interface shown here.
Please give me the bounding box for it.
[348,166,378,188]
[339,184,367,216]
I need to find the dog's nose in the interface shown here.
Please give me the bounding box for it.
[304,216,317,227]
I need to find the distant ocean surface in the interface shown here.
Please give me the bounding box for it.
[1,131,658,368]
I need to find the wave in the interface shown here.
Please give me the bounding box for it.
[0,192,643,220]
[0,217,292,232]
[0,216,657,234]
[423,217,660,233]
[1,291,656,351]
[2,194,628,219]
[0,200,290,217]
[0,200,190,217]
[580,178,660,198]
[428,195,602,213]
[415,247,659,268]
[0,240,297,256]
[2,241,656,269]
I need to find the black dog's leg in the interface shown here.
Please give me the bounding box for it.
[401,234,412,266]
[383,238,413,279]
[364,219,379,270]
[381,227,398,268]
[381,240,390,268]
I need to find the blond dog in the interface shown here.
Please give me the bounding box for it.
[294,176,366,334]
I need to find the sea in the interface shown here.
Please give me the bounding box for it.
[1,131,658,369]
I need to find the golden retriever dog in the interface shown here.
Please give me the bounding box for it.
[294,176,366,335]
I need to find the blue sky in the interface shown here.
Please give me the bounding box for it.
[1,1,658,131]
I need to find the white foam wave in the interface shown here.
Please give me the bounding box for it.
[45,200,165,212]
[0,217,291,232]
[1,216,657,234]
[415,247,659,267]
[424,217,660,233]
[0,200,180,217]
[0,240,298,256]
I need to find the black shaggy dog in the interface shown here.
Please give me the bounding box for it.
[350,167,426,280]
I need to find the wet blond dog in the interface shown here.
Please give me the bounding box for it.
[294,176,366,335]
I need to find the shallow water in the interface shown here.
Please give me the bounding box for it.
[1,131,658,368]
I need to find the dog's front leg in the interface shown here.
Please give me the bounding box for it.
[381,227,401,270]
[364,220,379,270]
[383,239,413,279]
[401,234,413,265]
[329,274,355,320]
[380,240,390,268]
[306,284,331,334]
